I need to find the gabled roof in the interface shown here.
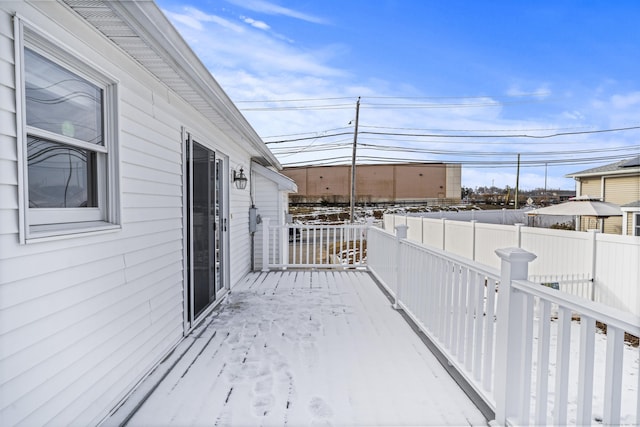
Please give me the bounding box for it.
[61,0,281,169]
[566,155,640,178]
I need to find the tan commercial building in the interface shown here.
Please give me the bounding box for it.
[282,163,461,205]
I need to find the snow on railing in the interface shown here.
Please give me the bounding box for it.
[261,218,369,270]
[367,226,640,426]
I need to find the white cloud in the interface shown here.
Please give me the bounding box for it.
[224,0,328,24]
[243,17,270,31]
[610,91,640,109]
[163,7,245,32]
[507,83,551,98]
[163,6,342,78]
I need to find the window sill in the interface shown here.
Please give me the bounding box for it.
[26,221,121,244]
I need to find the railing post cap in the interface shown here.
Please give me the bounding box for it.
[495,247,537,263]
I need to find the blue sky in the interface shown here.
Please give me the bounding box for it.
[157,0,640,191]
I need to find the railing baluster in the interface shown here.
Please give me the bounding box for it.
[603,325,624,425]
[450,262,460,354]
[441,259,450,342]
[472,271,483,380]
[576,315,595,425]
[458,265,468,363]
[320,226,324,266]
[312,226,317,266]
[434,257,444,338]
[291,225,297,265]
[520,293,535,423]
[483,277,496,392]
[553,306,572,425]
[535,299,551,425]
[273,226,278,267]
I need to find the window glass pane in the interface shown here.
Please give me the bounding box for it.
[25,48,103,145]
[27,136,97,208]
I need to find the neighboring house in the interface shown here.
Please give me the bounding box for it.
[283,163,462,205]
[0,1,293,425]
[621,200,640,236]
[566,156,640,234]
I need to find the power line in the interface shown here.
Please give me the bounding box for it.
[264,126,640,144]
[358,126,640,139]
[234,92,550,103]
[279,153,635,168]
[359,124,590,133]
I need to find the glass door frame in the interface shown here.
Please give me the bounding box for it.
[182,129,230,332]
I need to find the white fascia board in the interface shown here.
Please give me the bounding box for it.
[103,1,281,168]
[566,168,640,179]
[251,161,297,192]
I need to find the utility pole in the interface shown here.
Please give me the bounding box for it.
[514,153,521,209]
[544,162,548,203]
[350,97,361,223]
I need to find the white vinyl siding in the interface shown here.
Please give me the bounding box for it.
[0,1,265,424]
[0,10,18,238]
[1,4,182,425]
[253,176,281,271]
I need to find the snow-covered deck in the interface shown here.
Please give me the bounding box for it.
[107,271,487,426]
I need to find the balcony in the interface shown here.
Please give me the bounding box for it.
[106,270,487,426]
[108,223,639,426]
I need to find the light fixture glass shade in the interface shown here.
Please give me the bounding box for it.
[234,168,248,190]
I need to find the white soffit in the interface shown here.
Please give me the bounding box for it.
[61,0,281,169]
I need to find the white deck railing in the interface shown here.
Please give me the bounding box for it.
[367,225,640,426]
[261,218,368,270]
[385,213,640,317]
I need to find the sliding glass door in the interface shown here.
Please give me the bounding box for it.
[186,136,226,323]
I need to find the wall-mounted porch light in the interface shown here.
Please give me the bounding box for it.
[233,167,248,190]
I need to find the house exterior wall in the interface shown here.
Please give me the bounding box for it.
[576,175,640,234]
[283,163,460,204]
[252,175,280,271]
[579,179,601,198]
[0,2,267,425]
[603,175,640,205]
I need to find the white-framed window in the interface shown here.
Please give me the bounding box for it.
[635,213,640,237]
[15,19,120,241]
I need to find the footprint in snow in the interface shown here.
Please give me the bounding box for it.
[301,341,319,368]
[308,396,333,419]
[253,375,273,395]
[251,394,275,417]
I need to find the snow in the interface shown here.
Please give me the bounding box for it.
[107,271,487,426]
[104,270,639,426]
[533,319,639,425]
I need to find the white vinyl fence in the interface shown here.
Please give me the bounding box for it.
[385,214,640,316]
[368,225,640,426]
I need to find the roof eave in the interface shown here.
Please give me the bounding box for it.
[566,167,640,179]
[252,161,298,192]
[71,0,281,169]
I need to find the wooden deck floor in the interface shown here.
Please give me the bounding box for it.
[108,271,487,426]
